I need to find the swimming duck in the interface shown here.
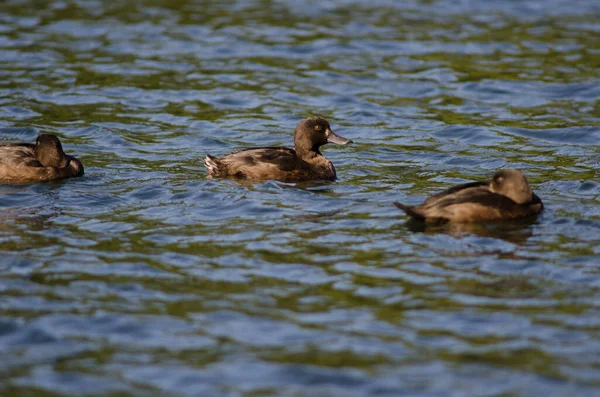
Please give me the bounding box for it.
[0,134,84,183]
[394,169,543,223]
[204,117,352,182]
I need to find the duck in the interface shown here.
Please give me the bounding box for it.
[203,117,352,182]
[0,134,84,183]
[394,169,543,223]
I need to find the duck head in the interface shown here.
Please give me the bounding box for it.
[490,169,533,204]
[294,117,352,155]
[36,134,68,167]
[35,134,84,176]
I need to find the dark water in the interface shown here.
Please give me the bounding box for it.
[1,0,600,396]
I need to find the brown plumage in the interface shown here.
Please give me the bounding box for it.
[204,117,352,182]
[394,169,543,223]
[0,134,84,183]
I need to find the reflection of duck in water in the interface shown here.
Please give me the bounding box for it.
[0,134,84,183]
[204,117,352,182]
[394,169,543,224]
[404,216,537,244]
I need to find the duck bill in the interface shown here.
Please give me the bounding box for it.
[69,157,85,177]
[326,129,353,145]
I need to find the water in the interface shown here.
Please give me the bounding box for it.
[1,0,599,396]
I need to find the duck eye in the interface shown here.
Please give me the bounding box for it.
[495,176,504,184]
[314,125,322,131]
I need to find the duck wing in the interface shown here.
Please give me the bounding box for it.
[230,147,300,171]
[205,147,309,180]
[422,181,489,207]
[0,143,41,167]
[394,182,489,221]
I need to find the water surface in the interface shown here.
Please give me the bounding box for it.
[1,0,600,396]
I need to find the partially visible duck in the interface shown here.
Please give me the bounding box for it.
[394,169,543,223]
[0,134,84,183]
[204,117,352,182]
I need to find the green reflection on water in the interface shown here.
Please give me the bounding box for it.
[2,0,600,395]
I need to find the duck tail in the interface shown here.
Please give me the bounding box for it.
[393,201,425,220]
[203,154,220,177]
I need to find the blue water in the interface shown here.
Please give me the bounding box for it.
[1,0,600,396]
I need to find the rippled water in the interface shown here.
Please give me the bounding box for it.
[1,0,599,396]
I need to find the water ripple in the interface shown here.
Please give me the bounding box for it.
[1,0,600,396]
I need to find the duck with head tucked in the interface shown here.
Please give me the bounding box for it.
[204,117,352,182]
[0,134,84,183]
[394,169,543,223]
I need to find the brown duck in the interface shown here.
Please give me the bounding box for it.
[203,117,352,182]
[0,134,84,183]
[394,169,543,223]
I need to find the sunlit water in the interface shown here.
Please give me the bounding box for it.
[1,0,599,396]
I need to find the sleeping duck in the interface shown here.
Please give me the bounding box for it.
[394,169,543,223]
[0,134,84,183]
[204,117,352,182]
